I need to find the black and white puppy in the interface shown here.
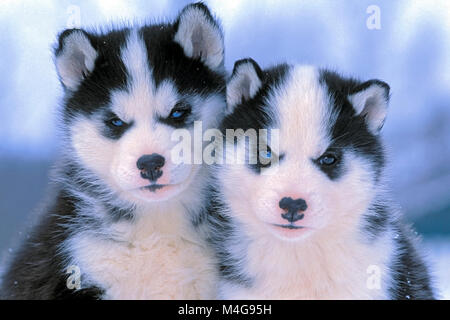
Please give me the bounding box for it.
[1,3,226,299]
[207,58,435,299]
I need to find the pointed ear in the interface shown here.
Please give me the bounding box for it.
[174,3,224,71]
[348,80,390,134]
[54,29,97,91]
[226,58,263,113]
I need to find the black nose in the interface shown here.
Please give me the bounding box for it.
[279,197,307,223]
[137,154,165,182]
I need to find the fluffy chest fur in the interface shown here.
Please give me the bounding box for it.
[66,207,217,299]
[220,228,394,300]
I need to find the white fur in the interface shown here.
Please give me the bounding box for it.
[219,233,393,299]
[63,168,217,299]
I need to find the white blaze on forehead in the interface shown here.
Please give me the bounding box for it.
[271,65,335,158]
[112,30,179,122]
[122,29,153,92]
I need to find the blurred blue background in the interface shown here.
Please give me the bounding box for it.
[0,0,449,298]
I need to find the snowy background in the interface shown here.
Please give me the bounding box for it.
[0,0,448,298]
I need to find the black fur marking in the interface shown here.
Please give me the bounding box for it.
[232,58,264,79]
[58,29,130,122]
[221,62,289,175]
[157,101,195,129]
[174,2,225,67]
[106,204,135,222]
[388,225,435,299]
[318,71,434,299]
[190,205,207,229]
[58,9,226,130]
[139,15,225,97]
[362,203,390,241]
[349,79,390,99]
[207,62,292,287]
[0,190,105,299]
[205,185,253,288]
[230,58,265,107]
[54,286,104,300]
[319,69,385,180]
[63,160,135,222]
[221,63,289,133]
[101,110,134,140]
[248,145,286,175]
[312,149,345,180]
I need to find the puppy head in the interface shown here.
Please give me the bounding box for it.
[55,3,226,205]
[221,59,389,241]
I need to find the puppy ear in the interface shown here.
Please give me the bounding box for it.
[348,80,390,134]
[226,58,263,114]
[54,29,97,91]
[174,2,224,71]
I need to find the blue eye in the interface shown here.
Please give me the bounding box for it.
[168,103,191,123]
[110,118,124,127]
[170,110,185,119]
[259,149,272,159]
[319,154,337,166]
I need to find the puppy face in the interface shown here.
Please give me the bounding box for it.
[221,60,389,241]
[56,4,226,205]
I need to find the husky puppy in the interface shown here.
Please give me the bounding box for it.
[1,3,226,299]
[207,58,435,299]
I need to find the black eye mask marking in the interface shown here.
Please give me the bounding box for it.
[158,101,194,128]
[319,69,385,180]
[312,149,344,180]
[248,144,285,174]
[102,111,133,140]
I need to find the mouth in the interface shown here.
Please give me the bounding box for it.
[271,223,305,230]
[141,184,165,192]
